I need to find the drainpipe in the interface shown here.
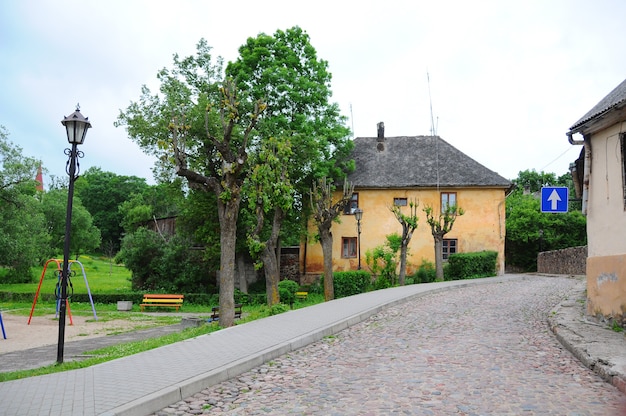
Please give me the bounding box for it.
[567,131,591,215]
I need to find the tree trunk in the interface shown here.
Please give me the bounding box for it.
[262,247,280,305]
[399,243,408,286]
[434,235,444,281]
[216,196,240,327]
[261,207,285,306]
[319,227,334,301]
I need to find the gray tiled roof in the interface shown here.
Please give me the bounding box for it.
[347,135,511,188]
[570,78,626,130]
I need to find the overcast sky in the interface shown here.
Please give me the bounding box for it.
[2,0,625,187]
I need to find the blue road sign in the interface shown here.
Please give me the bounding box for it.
[541,187,568,213]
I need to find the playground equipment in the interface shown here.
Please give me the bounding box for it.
[0,310,6,339]
[28,258,97,325]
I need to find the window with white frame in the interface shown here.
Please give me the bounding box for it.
[441,192,457,212]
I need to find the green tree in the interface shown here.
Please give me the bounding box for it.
[505,191,586,271]
[226,26,354,289]
[41,189,101,258]
[310,178,353,301]
[424,204,465,281]
[389,199,419,286]
[117,39,264,327]
[74,167,149,251]
[246,137,294,306]
[0,127,49,281]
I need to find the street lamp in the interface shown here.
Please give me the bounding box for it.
[354,208,363,270]
[57,105,91,364]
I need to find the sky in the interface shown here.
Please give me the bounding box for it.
[2,0,625,187]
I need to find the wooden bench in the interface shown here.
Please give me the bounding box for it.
[209,304,243,322]
[296,291,308,301]
[140,294,184,311]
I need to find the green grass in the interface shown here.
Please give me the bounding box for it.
[0,255,132,294]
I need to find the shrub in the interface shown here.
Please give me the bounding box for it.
[446,251,498,280]
[331,270,372,298]
[409,259,436,284]
[278,279,299,305]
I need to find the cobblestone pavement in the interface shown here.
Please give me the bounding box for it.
[152,277,626,415]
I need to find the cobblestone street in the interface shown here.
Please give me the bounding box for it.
[153,277,626,415]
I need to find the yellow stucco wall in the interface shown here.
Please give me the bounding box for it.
[587,254,626,319]
[585,121,626,321]
[301,187,507,277]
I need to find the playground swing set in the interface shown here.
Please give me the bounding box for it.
[27,258,98,325]
[0,258,97,341]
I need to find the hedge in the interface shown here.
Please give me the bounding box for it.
[446,251,498,280]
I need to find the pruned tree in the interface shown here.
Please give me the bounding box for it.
[116,39,266,327]
[389,199,419,285]
[310,177,354,301]
[169,80,265,327]
[424,204,465,281]
[246,136,294,306]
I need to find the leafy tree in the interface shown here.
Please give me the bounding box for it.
[505,192,586,271]
[117,39,265,327]
[227,26,354,301]
[74,167,149,251]
[246,137,294,306]
[506,169,586,271]
[309,178,353,301]
[389,199,419,285]
[0,127,49,281]
[424,204,465,281]
[41,189,101,258]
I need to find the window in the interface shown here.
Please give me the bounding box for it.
[393,197,408,206]
[344,193,359,214]
[621,134,626,209]
[441,192,457,212]
[442,238,457,260]
[342,237,357,258]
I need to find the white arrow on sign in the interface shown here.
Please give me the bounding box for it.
[547,189,561,210]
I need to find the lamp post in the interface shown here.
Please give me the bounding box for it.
[57,106,91,364]
[354,208,363,270]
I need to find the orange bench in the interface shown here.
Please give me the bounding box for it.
[140,294,184,311]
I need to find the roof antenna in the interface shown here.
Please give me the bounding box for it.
[350,103,355,138]
[427,71,437,136]
[428,71,440,189]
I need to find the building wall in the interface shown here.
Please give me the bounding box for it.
[586,122,626,320]
[301,187,507,277]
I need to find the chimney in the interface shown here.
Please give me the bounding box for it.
[377,122,385,141]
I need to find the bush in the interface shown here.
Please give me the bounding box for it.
[278,279,299,305]
[116,228,215,292]
[330,270,372,298]
[446,251,498,280]
[408,259,437,284]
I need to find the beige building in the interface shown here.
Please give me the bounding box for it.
[568,78,626,323]
[301,124,511,279]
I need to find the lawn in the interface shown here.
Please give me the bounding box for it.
[0,254,132,295]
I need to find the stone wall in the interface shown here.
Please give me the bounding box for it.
[537,246,587,275]
[280,247,300,282]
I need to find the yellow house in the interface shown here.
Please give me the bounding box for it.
[301,123,512,280]
[568,78,626,322]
